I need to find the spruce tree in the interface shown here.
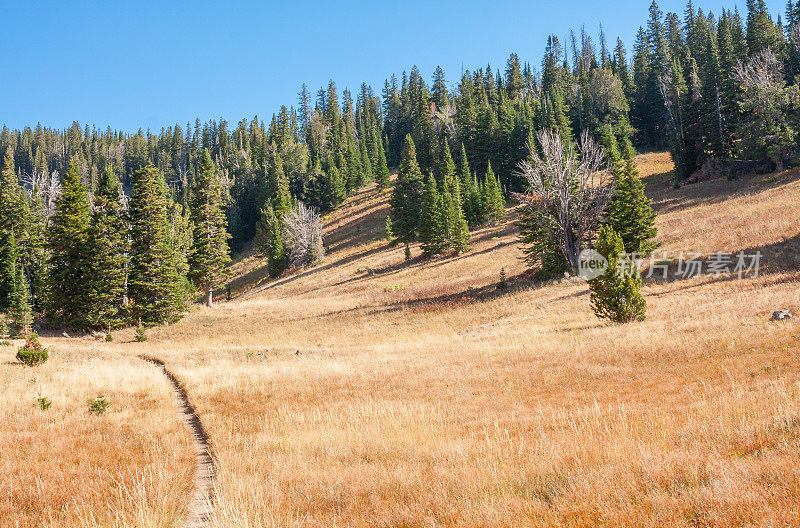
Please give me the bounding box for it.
[419,173,446,256]
[255,204,287,278]
[375,143,391,189]
[47,158,91,327]
[447,180,470,253]
[188,149,231,307]
[128,165,186,325]
[0,149,28,309]
[359,140,373,185]
[589,225,646,323]
[390,135,424,259]
[86,167,129,329]
[438,140,456,193]
[7,232,32,335]
[606,155,659,255]
[320,162,346,210]
[483,161,505,225]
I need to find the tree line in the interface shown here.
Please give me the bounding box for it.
[0,0,797,329]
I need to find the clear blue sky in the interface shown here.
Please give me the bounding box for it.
[0,0,786,132]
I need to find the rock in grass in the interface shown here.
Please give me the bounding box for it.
[771,310,793,321]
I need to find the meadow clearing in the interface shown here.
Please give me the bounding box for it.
[3,152,800,527]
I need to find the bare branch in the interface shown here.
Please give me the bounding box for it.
[515,129,613,269]
[284,202,325,268]
[734,49,784,91]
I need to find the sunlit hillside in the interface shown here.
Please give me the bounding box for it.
[4,153,800,527]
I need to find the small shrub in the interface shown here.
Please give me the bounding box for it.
[36,395,52,410]
[87,394,110,415]
[588,225,646,323]
[384,284,404,292]
[16,332,48,366]
[105,332,114,342]
[134,325,147,342]
[384,216,394,240]
[497,268,508,290]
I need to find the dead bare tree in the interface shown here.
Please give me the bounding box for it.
[433,103,459,140]
[21,169,61,218]
[284,202,324,268]
[734,48,784,90]
[515,129,614,269]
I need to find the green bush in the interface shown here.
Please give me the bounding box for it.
[588,225,646,323]
[497,268,508,290]
[36,395,52,410]
[16,333,48,366]
[134,325,147,342]
[87,394,110,415]
[105,332,114,342]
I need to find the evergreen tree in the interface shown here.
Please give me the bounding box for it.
[447,179,470,253]
[375,142,391,189]
[7,232,32,335]
[188,149,231,307]
[319,161,346,209]
[359,140,373,185]
[86,167,129,329]
[438,139,457,193]
[390,135,424,258]
[482,161,505,225]
[0,148,28,309]
[431,66,449,109]
[128,165,186,324]
[606,155,659,255]
[47,158,91,327]
[255,204,287,278]
[419,173,446,256]
[589,225,646,323]
[518,202,568,279]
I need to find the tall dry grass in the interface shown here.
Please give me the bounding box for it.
[0,347,195,528]
[5,153,800,527]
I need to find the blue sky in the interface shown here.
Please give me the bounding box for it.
[0,0,787,132]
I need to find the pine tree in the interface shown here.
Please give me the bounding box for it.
[128,165,186,325]
[267,149,291,219]
[589,225,646,323]
[438,140,456,193]
[606,155,659,255]
[390,135,424,258]
[431,66,449,109]
[0,148,28,309]
[6,232,32,335]
[375,142,391,189]
[255,204,287,278]
[419,173,446,255]
[188,150,231,307]
[47,158,91,327]
[86,167,129,329]
[359,140,373,185]
[483,161,505,225]
[319,162,346,210]
[447,179,470,253]
[466,172,485,227]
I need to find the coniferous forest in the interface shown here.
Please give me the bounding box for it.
[0,0,798,331]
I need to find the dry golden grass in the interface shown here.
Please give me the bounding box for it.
[5,153,800,527]
[0,345,195,528]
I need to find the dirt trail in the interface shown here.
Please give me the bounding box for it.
[140,355,214,528]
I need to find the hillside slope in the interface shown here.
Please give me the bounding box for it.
[5,153,800,528]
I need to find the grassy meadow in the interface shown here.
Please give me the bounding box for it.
[3,152,800,527]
